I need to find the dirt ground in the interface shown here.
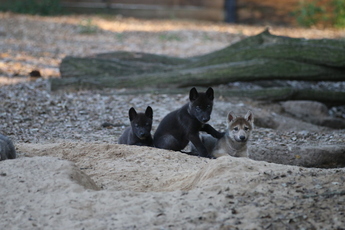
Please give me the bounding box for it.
[1,13,345,229]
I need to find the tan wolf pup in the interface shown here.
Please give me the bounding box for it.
[200,111,254,158]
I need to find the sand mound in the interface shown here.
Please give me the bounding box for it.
[1,142,344,229]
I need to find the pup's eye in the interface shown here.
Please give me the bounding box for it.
[233,127,239,131]
[244,127,249,131]
[196,106,201,111]
[206,105,211,109]
[135,124,139,127]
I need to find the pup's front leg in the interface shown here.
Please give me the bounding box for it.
[189,133,211,158]
[201,124,224,139]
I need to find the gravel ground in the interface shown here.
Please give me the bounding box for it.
[1,79,344,160]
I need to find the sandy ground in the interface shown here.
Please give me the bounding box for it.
[1,13,345,229]
[1,142,344,229]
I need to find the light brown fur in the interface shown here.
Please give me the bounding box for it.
[212,111,254,158]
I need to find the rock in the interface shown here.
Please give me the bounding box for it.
[29,70,42,79]
[281,100,329,118]
[317,117,345,129]
[254,116,279,129]
[281,100,345,129]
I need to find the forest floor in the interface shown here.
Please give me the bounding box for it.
[1,13,345,229]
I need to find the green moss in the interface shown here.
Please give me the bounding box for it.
[291,0,345,28]
[0,0,63,15]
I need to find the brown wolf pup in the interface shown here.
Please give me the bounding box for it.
[118,106,153,147]
[197,111,254,158]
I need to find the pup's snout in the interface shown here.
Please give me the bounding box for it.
[240,135,246,141]
[139,131,147,139]
[202,117,210,123]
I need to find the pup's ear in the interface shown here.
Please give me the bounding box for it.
[189,87,199,101]
[145,106,153,119]
[206,87,214,100]
[128,107,137,121]
[245,110,254,123]
[227,112,235,123]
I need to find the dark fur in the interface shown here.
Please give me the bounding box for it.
[153,87,222,158]
[0,134,16,161]
[118,106,153,146]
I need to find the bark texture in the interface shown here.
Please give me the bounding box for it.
[53,29,345,103]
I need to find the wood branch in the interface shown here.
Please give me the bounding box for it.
[130,88,345,105]
[250,144,345,168]
[302,191,345,199]
[49,85,345,105]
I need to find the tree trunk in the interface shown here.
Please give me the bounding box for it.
[249,144,345,168]
[52,29,345,94]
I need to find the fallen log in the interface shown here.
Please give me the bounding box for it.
[52,29,345,104]
[53,58,345,90]
[250,144,345,168]
[48,86,345,105]
[57,29,345,82]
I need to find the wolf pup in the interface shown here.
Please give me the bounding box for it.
[208,111,254,158]
[118,106,153,147]
[153,87,222,158]
[0,134,16,161]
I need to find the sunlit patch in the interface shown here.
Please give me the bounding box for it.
[0,76,28,85]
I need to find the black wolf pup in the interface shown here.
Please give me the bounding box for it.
[118,106,153,146]
[0,134,16,161]
[153,87,222,158]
